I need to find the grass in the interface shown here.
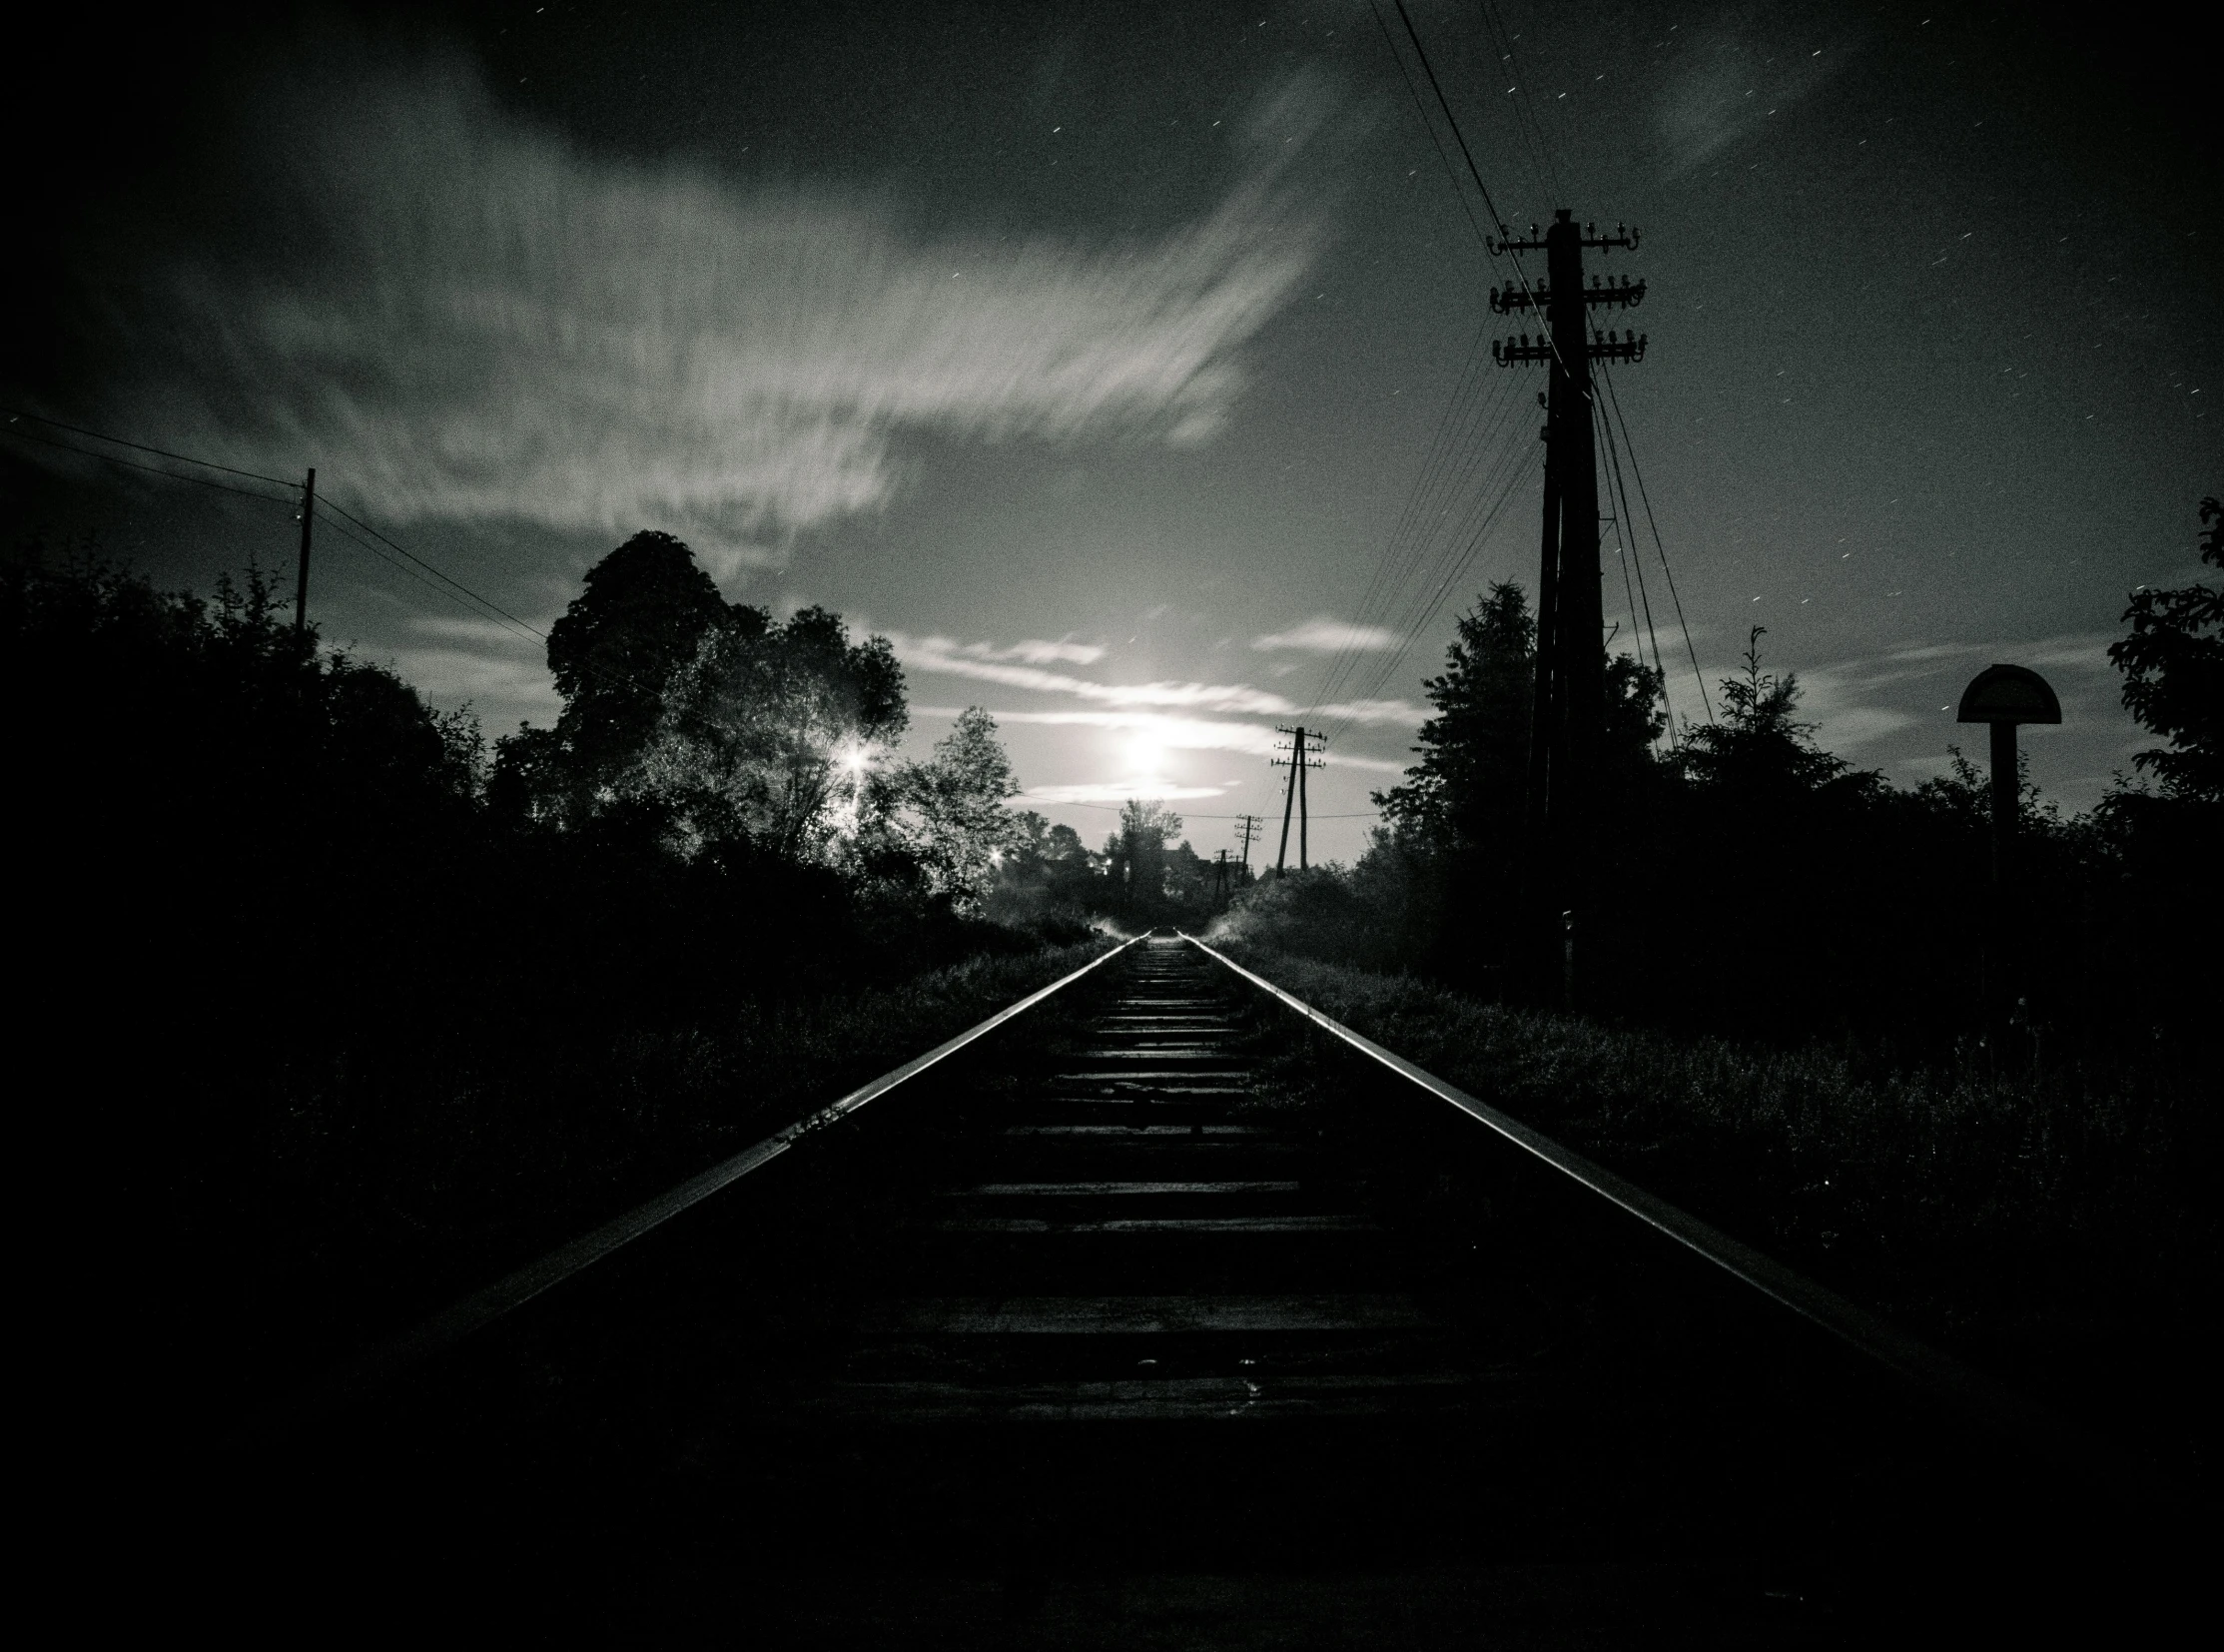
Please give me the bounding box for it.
[1211,938,2214,1471]
[200,936,1121,1405]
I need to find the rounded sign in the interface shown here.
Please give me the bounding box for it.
[1956,664,2061,725]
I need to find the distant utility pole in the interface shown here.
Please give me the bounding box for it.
[1232,813,1261,875]
[294,466,317,636]
[1490,210,1649,1004]
[1269,726,1325,876]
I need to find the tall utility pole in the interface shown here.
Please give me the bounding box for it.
[1232,813,1261,875]
[1490,211,1648,1004]
[1269,726,1325,875]
[294,467,317,636]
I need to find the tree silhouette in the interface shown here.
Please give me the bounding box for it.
[505,532,908,857]
[1107,799,1182,912]
[1673,625,1850,797]
[2110,495,2224,800]
[636,604,907,858]
[542,529,729,794]
[1375,582,1533,859]
[902,706,1023,908]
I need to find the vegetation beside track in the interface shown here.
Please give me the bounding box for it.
[1209,938,2216,1473]
[223,936,1118,1396]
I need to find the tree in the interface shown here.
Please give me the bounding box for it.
[901,706,1022,907]
[500,532,909,859]
[1106,799,1182,911]
[541,530,729,791]
[1375,582,1534,858]
[1673,626,1851,796]
[637,604,907,858]
[1376,581,1664,855]
[2109,495,2224,800]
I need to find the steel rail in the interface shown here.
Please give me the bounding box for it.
[258,934,1143,1436]
[1179,932,2138,1488]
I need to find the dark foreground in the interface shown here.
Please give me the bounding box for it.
[170,939,2185,1646]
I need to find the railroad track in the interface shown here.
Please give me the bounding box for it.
[211,934,2172,1646]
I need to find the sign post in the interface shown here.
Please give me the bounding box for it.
[1955,664,2061,1041]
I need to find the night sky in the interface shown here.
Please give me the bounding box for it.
[7,0,2216,863]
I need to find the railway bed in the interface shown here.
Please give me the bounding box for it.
[204,936,2178,1645]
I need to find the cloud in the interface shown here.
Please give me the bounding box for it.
[895,632,1425,730]
[952,636,1108,666]
[1023,783,1232,804]
[1251,616,1400,653]
[385,646,560,714]
[85,49,1327,573]
[406,614,544,649]
[1655,16,1862,176]
[913,704,1408,774]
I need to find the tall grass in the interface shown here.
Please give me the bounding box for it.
[1214,940,2213,1461]
[208,938,1119,1396]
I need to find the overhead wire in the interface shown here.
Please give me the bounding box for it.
[4,411,550,648]
[316,497,544,642]
[1597,357,1713,722]
[1327,431,1536,738]
[2,419,300,509]
[1315,364,1522,716]
[1592,393,1677,746]
[1307,317,1500,717]
[308,506,540,645]
[1316,376,1531,743]
[1477,0,1562,206]
[3,408,298,490]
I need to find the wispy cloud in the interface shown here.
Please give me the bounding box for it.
[1251,616,1399,652]
[948,636,1107,666]
[87,49,1330,579]
[1655,15,1862,176]
[896,632,1424,732]
[406,614,545,649]
[386,646,560,714]
[913,703,1408,774]
[1022,782,1232,804]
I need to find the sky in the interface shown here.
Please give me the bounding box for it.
[6,0,2217,864]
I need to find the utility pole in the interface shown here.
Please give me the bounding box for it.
[1269,726,1325,876]
[1232,813,1261,876]
[294,467,317,636]
[1490,211,1648,1004]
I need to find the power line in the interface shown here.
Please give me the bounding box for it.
[4,410,548,649]
[1479,0,1563,206]
[1369,0,1493,248]
[316,498,544,642]
[1592,393,1677,747]
[1390,0,1512,236]
[308,507,539,645]
[1597,358,1712,723]
[1312,366,1523,720]
[2,419,299,508]
[1323,420,1538,744]
[3,409,298,489]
